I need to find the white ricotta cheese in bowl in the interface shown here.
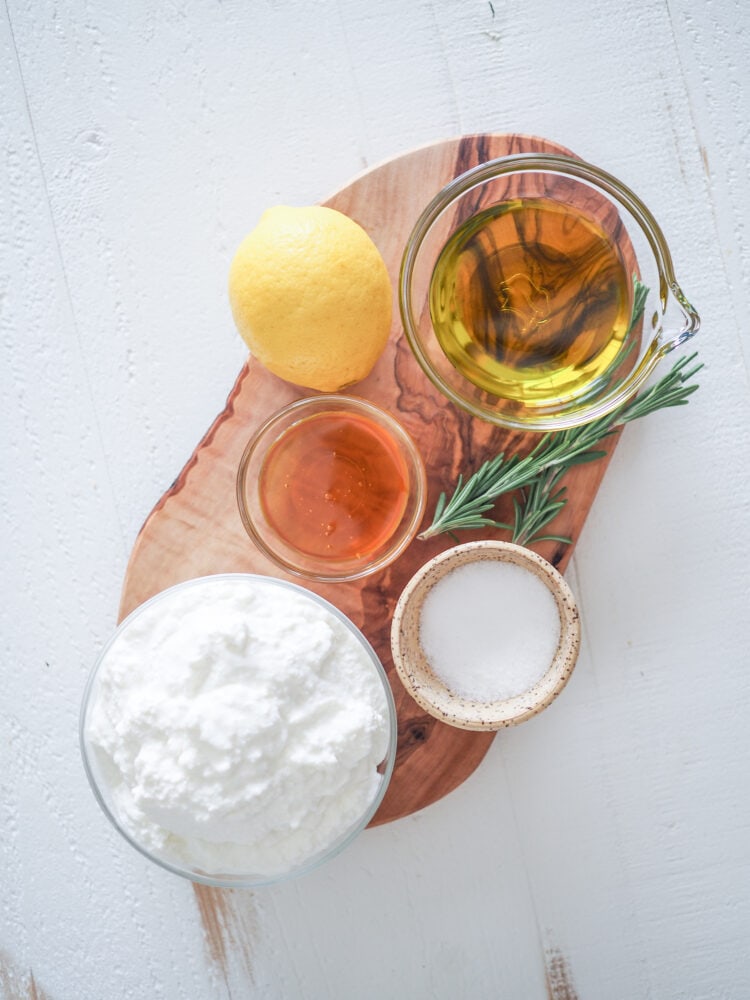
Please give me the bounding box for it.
[80,574,395,887]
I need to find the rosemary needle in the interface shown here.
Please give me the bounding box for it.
[419,351,703,543]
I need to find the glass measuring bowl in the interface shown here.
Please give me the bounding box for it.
[399,153,700,431]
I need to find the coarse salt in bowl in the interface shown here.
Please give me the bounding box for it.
[390,541,580,730]
[80,574,397,888]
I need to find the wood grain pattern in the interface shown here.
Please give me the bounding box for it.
[119,132,623,826]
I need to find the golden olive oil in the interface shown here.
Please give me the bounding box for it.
[429,198,634,406]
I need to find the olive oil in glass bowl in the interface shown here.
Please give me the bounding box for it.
[430,197,633,404]
[400,153,700,431]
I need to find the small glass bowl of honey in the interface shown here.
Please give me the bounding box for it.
[399,152,700,431]
[237,395,427,582]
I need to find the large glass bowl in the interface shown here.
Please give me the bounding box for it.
[80,574,397,888]
[399,152,700,431]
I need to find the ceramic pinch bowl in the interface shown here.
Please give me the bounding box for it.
[390,541,581,731]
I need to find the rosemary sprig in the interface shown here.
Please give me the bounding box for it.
[509,467,573,547]
[419,351,703,543]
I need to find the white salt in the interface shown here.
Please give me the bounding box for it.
[419,560,561,702]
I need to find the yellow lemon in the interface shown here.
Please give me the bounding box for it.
[228,205,392,392]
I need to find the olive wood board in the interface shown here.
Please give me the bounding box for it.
[119,132,622,827]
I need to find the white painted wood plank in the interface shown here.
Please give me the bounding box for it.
[561,0,750,993]
[668,0,750,336]
[0,8,224,999]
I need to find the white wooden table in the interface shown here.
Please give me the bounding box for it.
[3,1,749,997]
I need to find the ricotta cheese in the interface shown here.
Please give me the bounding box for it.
[85,575,391,878]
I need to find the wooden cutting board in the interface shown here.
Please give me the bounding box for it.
[120,133,622,826]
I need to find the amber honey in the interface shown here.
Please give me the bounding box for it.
[259,410,409,561]
[429,197,634,405]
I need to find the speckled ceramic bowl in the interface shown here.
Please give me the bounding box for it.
[390,541,580,731]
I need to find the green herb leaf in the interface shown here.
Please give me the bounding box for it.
[419,349,702,543]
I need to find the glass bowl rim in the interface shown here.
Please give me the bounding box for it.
[80,572,398,888]
[236,393,428,582]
